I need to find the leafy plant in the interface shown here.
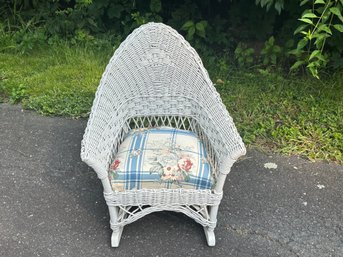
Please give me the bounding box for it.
[234,43,255,68]
[14,27,47,54]
[204,16,231,48]
[255,0,285,14]
[131,0,163,27]
[1,0,342,77]
[150,0,162,13]
[10,84,27,103]
[181,20,208,41]
[290,0,343,78]
[261,36,282,65]
[0,23,15,52]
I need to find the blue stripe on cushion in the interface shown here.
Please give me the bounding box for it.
[130,132,144,189]
[116,173,213,190]
[115,172,161,181]
[125,134,135,190]
[200,141,208,189]
[202,142,212,189]
[137,131,148,189]
[171,128,176,147]
[196,138,202,189]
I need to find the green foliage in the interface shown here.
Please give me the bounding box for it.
[0,23,15,52]
[150,0,162,13]
[131,0,163,27]
[181,20,207,41]
[255,0,285,14]
[10,84,27,103]
[260,36,282,65]
[1,0,342,76]
[14,27,47,54]
[234,43,255,68]
[291,0,343,78]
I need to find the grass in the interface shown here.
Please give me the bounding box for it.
[214,71,343,164]
[0,42,342,164]
[0,43,112,116]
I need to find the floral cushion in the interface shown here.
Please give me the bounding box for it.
[109,127,214,191]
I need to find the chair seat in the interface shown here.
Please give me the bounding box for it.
[109,127,214,191]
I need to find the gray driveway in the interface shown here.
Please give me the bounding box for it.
[0,104,342,257]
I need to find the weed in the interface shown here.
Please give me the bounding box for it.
[10,83,27,103]
[234,43,255,68]
[260,36,282,66]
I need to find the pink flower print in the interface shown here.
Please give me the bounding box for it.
[163,165,178,175]
[110,159,120,170]
[178,158,193,172]
[162,165,180,181]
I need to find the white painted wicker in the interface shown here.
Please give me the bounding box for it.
[81,22,246,247]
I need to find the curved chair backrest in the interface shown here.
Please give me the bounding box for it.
[81,23,245,177]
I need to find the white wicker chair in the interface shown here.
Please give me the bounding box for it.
[81,22,246,247]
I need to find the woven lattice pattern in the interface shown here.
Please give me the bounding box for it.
[111,204,216,230]
[80,22,246,247]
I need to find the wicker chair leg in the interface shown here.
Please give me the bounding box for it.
[203,227,215,246]
[111,226,124,247]
[204,204,220,246]
[108,206,123,247]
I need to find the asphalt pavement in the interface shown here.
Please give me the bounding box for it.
[0,104,342,257]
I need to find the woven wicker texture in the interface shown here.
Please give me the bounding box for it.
[80,22,246,247]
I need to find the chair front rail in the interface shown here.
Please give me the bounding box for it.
[110,204,216,230]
